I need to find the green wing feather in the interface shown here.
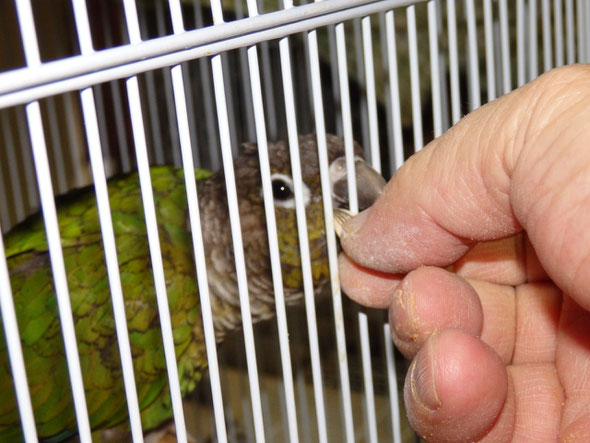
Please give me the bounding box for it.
[0,166,212,441]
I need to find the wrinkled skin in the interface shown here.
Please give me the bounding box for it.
[339,66,590,442]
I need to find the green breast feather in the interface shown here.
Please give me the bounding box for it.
[0,166,213,441]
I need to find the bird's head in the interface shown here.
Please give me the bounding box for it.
[233,133,385,304]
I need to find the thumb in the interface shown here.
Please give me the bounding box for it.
[340,64,590,311]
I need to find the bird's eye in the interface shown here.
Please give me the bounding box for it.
[272,179,293,201]
[267,173,310,208]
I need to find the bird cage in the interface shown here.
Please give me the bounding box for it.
[1,0,589,442]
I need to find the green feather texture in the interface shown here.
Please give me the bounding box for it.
[0,134,360,441]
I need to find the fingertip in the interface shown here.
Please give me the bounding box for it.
[339,204,397,273]
[339,171,473,275]
[389,267,483,358]
[404,330,508,442]
[338,253,401,309]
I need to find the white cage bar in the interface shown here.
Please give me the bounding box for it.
[14,0,92,441]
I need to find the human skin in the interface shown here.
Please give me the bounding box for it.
[338,64,590,442]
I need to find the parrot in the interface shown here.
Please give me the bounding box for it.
[0,133,386,441]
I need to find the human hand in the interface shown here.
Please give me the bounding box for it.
[338,65,590,442]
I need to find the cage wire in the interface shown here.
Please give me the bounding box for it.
[0,0,589,442]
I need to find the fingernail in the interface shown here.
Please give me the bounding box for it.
[410,338,441,411]
[391,288,418,343]
[341,207,371,237]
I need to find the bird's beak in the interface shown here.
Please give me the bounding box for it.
[330,156,386,211]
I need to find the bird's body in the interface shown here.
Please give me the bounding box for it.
[2,166,210,440]
[0,134,385,441]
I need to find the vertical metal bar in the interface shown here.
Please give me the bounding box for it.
[71,1,144,441]
[585,0,590,62]
[208,1,266,440]
[120,1,188,441]
[335,15,374,443]
[529,0,538,79]
[212,55,266,441]
[328,23,343,137]
[554,0,564,66]
[385,10,404,170]
[32,89,97,442]
[447,0,461,124]
[360,12,380,443]
[359,312,378,443]
[542,0,553,71]
[384,325,402,443]
[378,11,397,170]
[0,230,38,443]
[278,5,329,443]
[167,2,229,440]
[407,5,423,150]
[566,0,575,64]
[517,0,526,87]
[243,0,300,438]
[82,90,145,438]
[499,0,512,94]
[14,1,92,440]
[465,0,481,110]
[428,0,442,137]
[173,58,231,443]
[308,3,355,440]
[483,0,497,102]
[379,13,395,168]
[353,18,370,153]
[361,15,381,172]
[302,19,315,132]
[220,52,239,156]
